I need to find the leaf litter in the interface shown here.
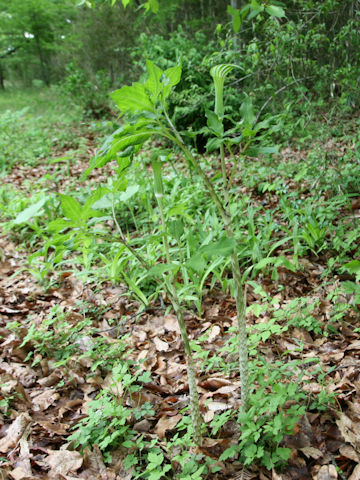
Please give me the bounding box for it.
[0,134,359,479]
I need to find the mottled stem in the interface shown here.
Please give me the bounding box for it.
[154,161,203,445]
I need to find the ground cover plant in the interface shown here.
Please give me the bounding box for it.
[1,0,360,478]
[1,71,360,479]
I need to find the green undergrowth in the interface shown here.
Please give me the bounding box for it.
[0,88,115,175]
[1,87,360,475]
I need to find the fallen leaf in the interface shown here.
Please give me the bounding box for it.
[207,325,221,343]
[82,445,112,479]
[207,401,231,412]
[153,336,169,352]
[45,450,83,478]
[154,414,182,439]
[164,314,180,333]
[133,419,152,432]
[272,470,283,480]
[315,464,337,480]
[336,412,360,452]
[0,412,31,453]
[349,464,360,480]
[9,467,34,480]
[300,446,323,459]
[339,444,360,462]
[199,378,232,390]
[31,389,60,411]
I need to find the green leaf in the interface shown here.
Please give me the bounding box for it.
[121,0,131,7]
[152,159,164,196]
[233,10,241,33]
[275,256,296,272]
[248,1,264,19]
[202,237,237,258]
[275,447,291,461]
[144,0,159,13]
[147,451,163,465]
[240,94,255,126]
[167,203,187,217]
[266,5,286,18]
[343,260,360,275]
[206,136,224,152]
[108,130,157,161]
[47,218,72,232]
[13,197,47,225]
[163,65,182,87]
[227,5,241,32]
[145,60,163,101]
[59,194,82,222]
[91,194,113,210]
[162,64,182,98]
[253,257,277,271]
[186,253,207,273]
[205,109,224,137]
[147,263,179,277]
[85,121,159,174]
[110,83,155,114]
[168,219,184,239]
[119,185,140,202]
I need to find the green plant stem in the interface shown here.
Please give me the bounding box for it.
[154,176,203,446]
[163,120,249,412]
[220,143,229,206]
[163,130,229,224]
[220,140,249,411]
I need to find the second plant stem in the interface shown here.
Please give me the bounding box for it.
[153,159,203,445]
[165,128,250,412]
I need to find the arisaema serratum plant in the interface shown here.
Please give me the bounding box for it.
[85,59,258,443]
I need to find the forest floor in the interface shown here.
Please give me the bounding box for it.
[0,93,360,480]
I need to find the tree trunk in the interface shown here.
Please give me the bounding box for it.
[0,63,4,90]
[35,35,50,86]
[231,0,241,8]
[230,0,242,54]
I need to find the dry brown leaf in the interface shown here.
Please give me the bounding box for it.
[302,382,322,394]
[336,412,360,452]
[132,328,147,342]
[0,412,31,453]
[346,341,360,351]
[45,449,83,478]
[0,374,30,407]
[37,420,69,435]
[153,336,169,352]
[349,464,360,480]
[164,314,180,333]
[199,377,232,390]
[315,464,337,480]
[207,325,221,343]
[207,401,231,412]
[9,424,32,480]
[339,444,360,462]
[299,446,323,459]
[272,470,283,480]
[9,467,34,480]
[82,445,108,479]
[154,414,182,439]
[292,328,313,344]
[37,371,62,387]
[133,419,152,432]
[0,362,37,387]
[31,389,60,411]
[217,384,240,395]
